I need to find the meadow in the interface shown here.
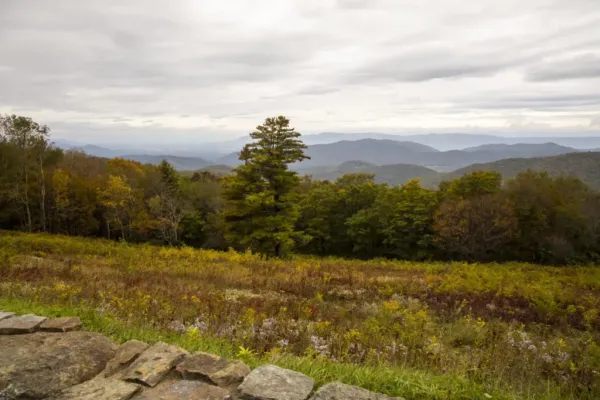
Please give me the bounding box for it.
[1,231,599,399]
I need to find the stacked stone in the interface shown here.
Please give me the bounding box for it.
[0,310,404,400]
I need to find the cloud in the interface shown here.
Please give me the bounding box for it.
[526,53,600,81]
[1,0,600,144]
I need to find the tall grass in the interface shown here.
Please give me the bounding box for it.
[0,231,598,399]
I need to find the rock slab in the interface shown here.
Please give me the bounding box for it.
[123,342,188,387]
[132,380,231,400]
[39,317,82,332]
[105,340,150,378]
[309,382,405,400]
[176,352,251,387]
[0,311,15,321]
[53,378,141,400]
[0,331,117,399]
[0,314,47,334]
[239,364,314,400]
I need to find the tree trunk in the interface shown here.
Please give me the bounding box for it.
[39,154,47,232]
[23,167,32,232]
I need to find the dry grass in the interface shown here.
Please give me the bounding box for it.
[1,231,599,399]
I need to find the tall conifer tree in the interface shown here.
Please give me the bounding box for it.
[223,116,309,257]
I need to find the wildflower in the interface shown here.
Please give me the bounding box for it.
[556,351,570,362]
[541,353,553,363]
[485,303,497,311]
[277,339,289,348]
[310,335,330,357]
[507,336,516,348]
[527,344,537,352]
[168,320,186,333]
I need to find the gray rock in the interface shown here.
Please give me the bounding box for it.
[39,317,82,332]
[132,380,231,400]
[309,382,405,400]
[239,364,314,400]
[0,311,15,321]
[105,340,150,378]
[53,378,141,400]
[0,331,117,399]
[0,314,47,334]
[176,352,251,387]
[123,342,188,387]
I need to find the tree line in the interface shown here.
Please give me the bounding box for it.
[2,114,599,265]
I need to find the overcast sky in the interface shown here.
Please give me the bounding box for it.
[1,0,599,144]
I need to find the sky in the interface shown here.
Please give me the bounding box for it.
[1,0,600,144]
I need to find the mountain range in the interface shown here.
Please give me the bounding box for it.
[54,132,600,156]
[446,152,600,189]
[216,140,578,172]
[54,134,600,189]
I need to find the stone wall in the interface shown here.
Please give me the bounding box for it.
[0,311,404,400]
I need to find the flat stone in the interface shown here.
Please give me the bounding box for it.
[105,340,150,378]
[123,342,188,387]
[0,311,15,321]
[39,317,82,332]
[176,352,251,387]
[239,364,314,400]
[310,382,405,400]
[0,314,47,334]
[53,377,141,400]
[0,331,117,399]
[132,380,231,400]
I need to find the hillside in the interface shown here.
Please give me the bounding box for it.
[447,151,600,189]
[121,154,211,170]
[300,161,442,186]
[462,142,575,155]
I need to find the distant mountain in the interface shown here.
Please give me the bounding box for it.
[446,152,600,189]
[299,160,442,186]
[121,155,210,170]
[419,143,577,172]
[215,139,579,171]
[300,139,438,168]
[462,142,575,155]
[301,133,600,151]
[216,152,241,166]
[54,142,128,158]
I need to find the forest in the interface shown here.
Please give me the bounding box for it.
[2,114,600,265]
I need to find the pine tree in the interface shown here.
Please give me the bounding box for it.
[223,116,310,257]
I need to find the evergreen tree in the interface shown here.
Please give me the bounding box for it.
[223,116,309,257]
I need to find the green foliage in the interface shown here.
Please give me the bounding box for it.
[441,170,502,199]
[434,194,518,261]
[2,114,600,265]
[223,116,309,257]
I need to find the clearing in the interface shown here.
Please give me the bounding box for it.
[1,231,599,399]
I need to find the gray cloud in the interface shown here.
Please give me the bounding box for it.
[469,94,600,110]
[1,0,599,143]
[526,53,600,81]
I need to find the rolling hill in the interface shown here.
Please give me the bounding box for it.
[121,155,211,170]
[301,133,600,151]
[299,161,442,186]
[216,139,578,171]
[446,151,600,189]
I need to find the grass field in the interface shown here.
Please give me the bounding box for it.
[1,231,599,399]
